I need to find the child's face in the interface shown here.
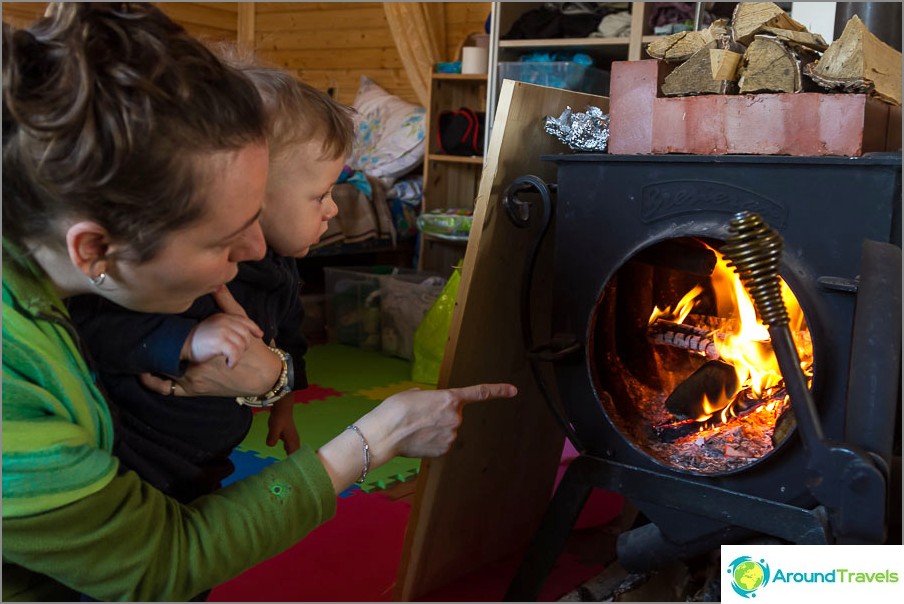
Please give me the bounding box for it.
[260,140,344,258]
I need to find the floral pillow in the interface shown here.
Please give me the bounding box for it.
[348,76,426,185]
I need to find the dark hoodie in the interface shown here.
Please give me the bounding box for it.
[67,249,308,503]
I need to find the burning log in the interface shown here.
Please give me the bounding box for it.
[648,318,720,360]
[738,35,820,94]
[663,359,738,420]
[655,384,789,444]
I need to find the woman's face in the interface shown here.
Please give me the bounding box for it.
[108,143,270,313]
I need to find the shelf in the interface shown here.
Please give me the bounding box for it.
[499,37,629,48]
[421,232,470,245]
[431,73,488,82]
[427,154,484,165]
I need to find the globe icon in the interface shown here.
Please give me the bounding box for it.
[733,560,765,592]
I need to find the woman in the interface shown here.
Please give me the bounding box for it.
[1,4,516,601]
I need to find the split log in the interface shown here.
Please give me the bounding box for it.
[664,359,739,420]
[731,2,807,46]
[738,35,821,94]
[646,19,732,63]
[661,44,743,96]
[804,15,902,106]
[759,26,828,52]
[648,318,721,360]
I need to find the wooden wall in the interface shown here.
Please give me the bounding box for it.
[1,2,490,106]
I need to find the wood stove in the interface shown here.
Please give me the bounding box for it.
[502,153,902,600]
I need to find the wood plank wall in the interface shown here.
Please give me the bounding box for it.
[1,2,237,40]
[1,2,490,106]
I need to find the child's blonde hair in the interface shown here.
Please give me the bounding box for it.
[216,45,355,163]
[243,66,356,163]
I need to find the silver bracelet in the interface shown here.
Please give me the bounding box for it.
[346,424,370,484]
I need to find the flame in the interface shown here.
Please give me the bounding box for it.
[649,284,704,325]
[651,242,811,421]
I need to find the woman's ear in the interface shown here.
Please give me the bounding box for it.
[65,221,112,279]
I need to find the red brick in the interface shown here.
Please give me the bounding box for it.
[650,93,890,156]
[608,60,673,154]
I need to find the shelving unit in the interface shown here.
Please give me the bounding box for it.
[418,72,488,275]
[486,2,679,131]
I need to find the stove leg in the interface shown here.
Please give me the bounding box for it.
[503,456,594,601]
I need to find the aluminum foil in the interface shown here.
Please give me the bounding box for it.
[544,105,609,152]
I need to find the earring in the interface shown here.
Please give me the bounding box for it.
[89,272,107,287]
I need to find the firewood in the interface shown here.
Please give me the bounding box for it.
[738,35,820,94]
[661,44,743,96]
[664,360,739,420]
[731,2,806,46]
[646,19,732,63]
[648,318,721,360]
[759,26,828,52]
[804,15,902,106]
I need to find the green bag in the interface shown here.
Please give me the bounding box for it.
[411,266,462,384]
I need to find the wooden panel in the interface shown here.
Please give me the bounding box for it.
[1,2,46,28]
[256,28,395,51]
[1,2,236,41]
[256,5,386,32]
[156,2,237,32]
[444,2,491,61]
[260,47,402,71]
[395,81,611,600]
[237,2,254,51]
[255,1,375,12]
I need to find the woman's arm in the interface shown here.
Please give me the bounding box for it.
[2,447,336,602]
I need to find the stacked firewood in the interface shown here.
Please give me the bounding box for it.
[645,2,902,106]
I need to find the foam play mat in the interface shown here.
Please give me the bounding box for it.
[228,343,431,493]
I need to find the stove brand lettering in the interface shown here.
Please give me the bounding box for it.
[640,182,786,229]
[727,556,771,598]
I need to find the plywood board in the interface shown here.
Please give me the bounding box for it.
[395,81,609,601]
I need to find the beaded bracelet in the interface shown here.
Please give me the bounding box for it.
[235,346,293,408]
[346,424,370,484]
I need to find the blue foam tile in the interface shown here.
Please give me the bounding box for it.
[224,448,279,486]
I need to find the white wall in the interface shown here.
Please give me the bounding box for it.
[790,2,837,43]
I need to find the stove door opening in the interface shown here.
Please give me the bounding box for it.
[589,237,814,475]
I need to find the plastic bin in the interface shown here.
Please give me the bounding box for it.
[324,267,384,350]
[324,266,446,357]
[498,61,610,96]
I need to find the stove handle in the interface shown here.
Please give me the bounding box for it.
[502,175,586,453]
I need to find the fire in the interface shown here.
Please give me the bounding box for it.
[649,243,811,421]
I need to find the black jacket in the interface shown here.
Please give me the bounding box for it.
[67,249,308,502]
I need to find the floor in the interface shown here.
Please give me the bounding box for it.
[207,343,626,601]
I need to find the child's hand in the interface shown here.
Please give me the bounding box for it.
[184,312,264,368]
[267,397,300,455]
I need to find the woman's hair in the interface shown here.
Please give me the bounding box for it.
[2,2,266,261]
[225,52,356,164]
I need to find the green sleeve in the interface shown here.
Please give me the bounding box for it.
[2,445,336,602]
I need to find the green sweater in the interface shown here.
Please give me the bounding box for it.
[2,242,337,601]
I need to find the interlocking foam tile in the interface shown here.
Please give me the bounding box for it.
[209,489,412,602]
[223,448,279,487]
[356,380,434,402]
[234,345,424,493]
[304,343,413,393]
[293,383,344,404]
